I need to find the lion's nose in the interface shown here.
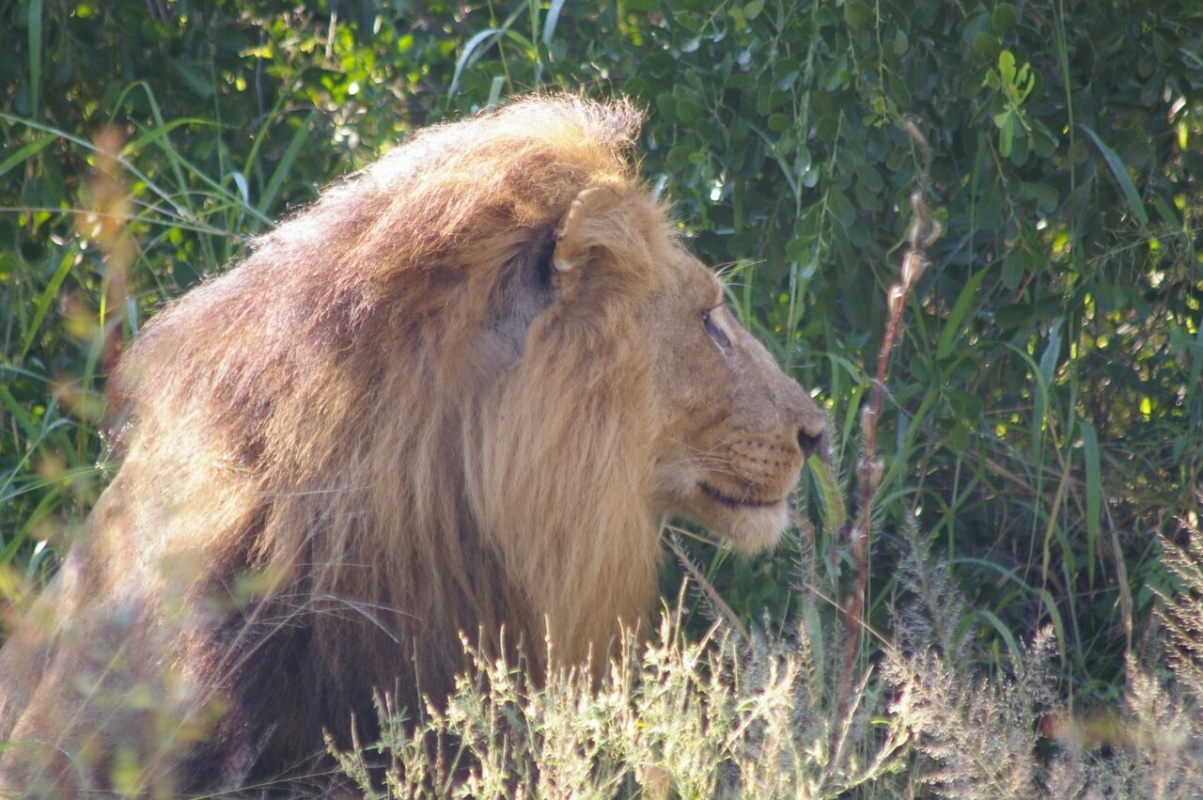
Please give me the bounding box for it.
[797,424,826,461]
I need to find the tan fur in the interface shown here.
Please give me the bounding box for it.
[0,95,826,795]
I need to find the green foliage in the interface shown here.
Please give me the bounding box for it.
[635,0,1203,696]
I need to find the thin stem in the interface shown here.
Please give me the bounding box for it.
[837,118,941,719]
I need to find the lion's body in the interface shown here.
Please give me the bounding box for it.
[0,96,825,795]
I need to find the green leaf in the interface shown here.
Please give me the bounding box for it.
[947,389,984,421]
[1019,182,1060,213]
[947,420,970,454]
[994,111,1016,157]
[843,1,873,29]
[1001,239,1043,289]
[675,96,703,124]
[999,50,1016,84]
[973,31,999,58]
[171,58,216,99]
[992,3,1017,35]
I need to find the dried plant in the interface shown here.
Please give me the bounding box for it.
[329,604,914,800]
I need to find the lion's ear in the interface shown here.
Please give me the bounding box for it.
[551,182,626,296]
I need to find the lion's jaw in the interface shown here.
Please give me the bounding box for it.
[671,429,807,554]
[653,418,816,554]
[645,254,827,555]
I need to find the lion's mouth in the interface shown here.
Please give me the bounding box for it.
[698,481,783,509]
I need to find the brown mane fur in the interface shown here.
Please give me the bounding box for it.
[0,95,825,794]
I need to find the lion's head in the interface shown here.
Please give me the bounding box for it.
[549,181,826,558]
[0,95,824,794]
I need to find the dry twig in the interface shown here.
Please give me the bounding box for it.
[838,119,943,717]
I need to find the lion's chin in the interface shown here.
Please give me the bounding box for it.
[684,485,790,555]
[716,504,789,555]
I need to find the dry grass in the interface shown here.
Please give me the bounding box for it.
[326,519,1203,800]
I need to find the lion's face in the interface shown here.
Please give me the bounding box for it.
[642,244,826,554]
[549,183,826,555]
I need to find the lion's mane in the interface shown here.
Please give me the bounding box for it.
[140,95,665,761]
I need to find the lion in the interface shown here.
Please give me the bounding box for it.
[0,95,826,795]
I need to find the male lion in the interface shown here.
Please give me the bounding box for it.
[0,95,825,795]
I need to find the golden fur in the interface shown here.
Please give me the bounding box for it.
[0,95,825,794]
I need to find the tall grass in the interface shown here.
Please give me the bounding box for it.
[0,86,313,593]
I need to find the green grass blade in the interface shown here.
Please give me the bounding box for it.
[1079,125,1149,226]
[19,247,77,360]
[1188,324,1203,405]
[123,117,217,156]
[0,135,55,179]
[936,267,988,361]
[974,608,1022,669]
[27,0,42,119]
[955,556,1069,664]
[1079,420,1100,587]
[258,110,317,217]
[1034,318,1063,454]
[0,113,243,231]
[543,0,567,53]
[449,29,504,98]
[0,385,38,442]
[486,75,506,108]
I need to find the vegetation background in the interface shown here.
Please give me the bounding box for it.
[1,0,1201,796]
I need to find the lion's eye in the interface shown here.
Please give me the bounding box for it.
[702,308,732,353]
